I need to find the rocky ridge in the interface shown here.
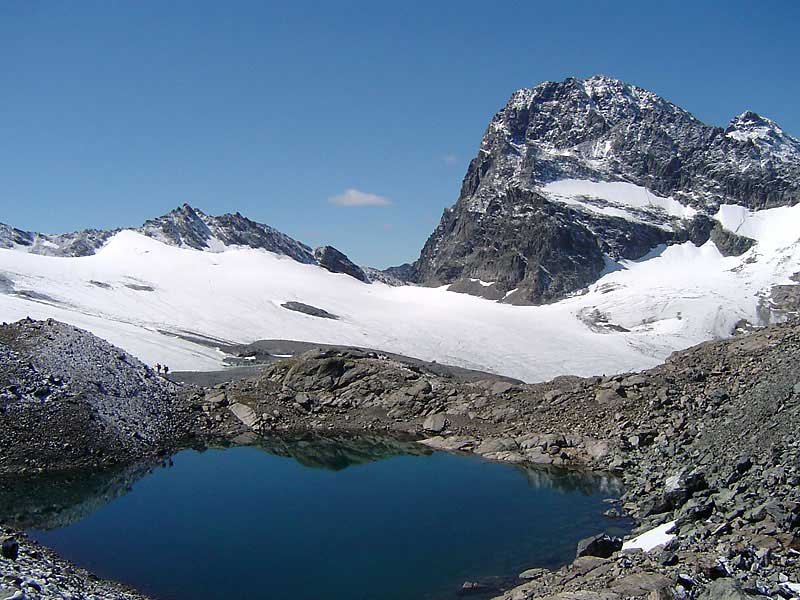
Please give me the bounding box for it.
[409,75,800,304]
[0,204,373,283]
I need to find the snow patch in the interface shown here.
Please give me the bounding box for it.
[469,278,495,287]
[541,179,697,224]
[622,521,676,552]
[714,204,800,250]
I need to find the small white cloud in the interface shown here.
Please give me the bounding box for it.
[328,188,392,207]
[443,154,459,165]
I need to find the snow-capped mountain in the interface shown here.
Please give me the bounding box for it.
[0,203,368,280]
[411,75,800,304]
[0,202,797,382]
[0,75,798,381]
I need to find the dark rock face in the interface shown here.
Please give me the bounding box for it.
[575,533,623,559]
[415,186,678,304]
[1,537,19,560]
[709,224,757,257]
[411,75,800,304]
[416,188,607,304]
[313,245,369,282]
[281,301,339,320]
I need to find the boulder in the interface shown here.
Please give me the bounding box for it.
[476,437,518,454]
[610,573,672,596]
[518,567,548,580]
[595,389,622,404]
[662,469,707,510]
[422,413,447,433]
[576,534,622,558]
[204,389,227,408]
[228,403,259,429]
[490,381,516,395]
[407,379,432,398]
[698,579,761,599]
[1,537,19,560]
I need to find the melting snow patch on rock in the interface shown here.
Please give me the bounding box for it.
[622,521,676,552]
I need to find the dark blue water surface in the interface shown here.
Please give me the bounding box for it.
[16,437,626,600]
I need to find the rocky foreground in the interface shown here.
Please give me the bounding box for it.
[2,318,800,599]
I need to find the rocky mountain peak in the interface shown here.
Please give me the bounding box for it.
[1,205,373,282]
[313,246,369,283]
[140,203,216,250]
[725,111,800,161]
[411,75,800,305]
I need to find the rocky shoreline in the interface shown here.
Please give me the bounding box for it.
[2,318,800,599]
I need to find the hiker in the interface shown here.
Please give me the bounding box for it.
[163,365,169,376]
[155,363,162,375]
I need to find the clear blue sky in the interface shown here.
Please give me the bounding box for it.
[2,1,798,267]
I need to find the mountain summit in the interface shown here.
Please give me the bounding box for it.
[409,75,800,304]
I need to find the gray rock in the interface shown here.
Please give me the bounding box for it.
[518,567,548,580]
[610,573,672,596]
[422,413,447,433]
[491,380,516,395]
[595,388,622,404]
[228,403,259,428]
[476,437,518,454]
[407,379,432,398]
[698,579,762,599]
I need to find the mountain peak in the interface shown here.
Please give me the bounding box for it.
[416,75,800,305]
[166,202,204,218]
[726,110,800,161]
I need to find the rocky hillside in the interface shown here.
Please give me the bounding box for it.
[411,75,800,304]
[0,319,189,473]
[0,204,371,282]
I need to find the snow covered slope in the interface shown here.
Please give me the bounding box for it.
[1,202,797,382]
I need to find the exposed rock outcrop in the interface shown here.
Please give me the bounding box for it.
[313,245,369,282]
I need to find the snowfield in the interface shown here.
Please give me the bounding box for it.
[541,179,698,227]
[0,201,798,382]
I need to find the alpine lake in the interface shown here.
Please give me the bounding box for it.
[2,434,629,600]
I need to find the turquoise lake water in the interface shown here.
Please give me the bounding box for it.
[13,436,626,600]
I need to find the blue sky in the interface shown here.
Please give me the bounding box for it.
[2,1,798,267]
